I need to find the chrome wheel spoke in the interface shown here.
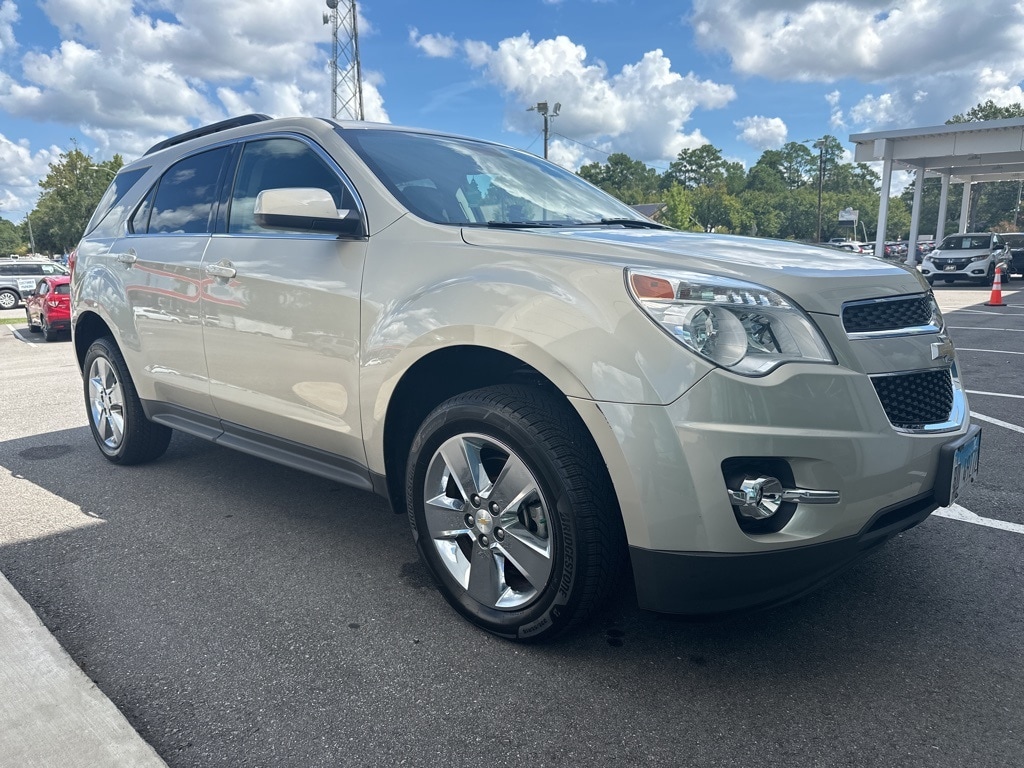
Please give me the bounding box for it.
[437,436,487,500]
[467,546,504,607]
[487,453,536,514]
[495,528,552,590]
[424,492,470,539]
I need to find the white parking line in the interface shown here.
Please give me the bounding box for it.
[970,412,1024,435]
[955,308,1024,315]
[967,389,1024,399]
[934,504,1024,535]
[958,348,1024,355]
[949,326,1024,332]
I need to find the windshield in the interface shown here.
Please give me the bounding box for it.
[340,128,649,227]
[939,234,991,250]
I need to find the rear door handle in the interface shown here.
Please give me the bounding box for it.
[116,249,137,265]
[205,261,237,279]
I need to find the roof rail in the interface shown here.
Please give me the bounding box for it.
[144,114,274,156]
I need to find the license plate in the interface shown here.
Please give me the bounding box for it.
[943,264,958,271]
[936,427,981,507]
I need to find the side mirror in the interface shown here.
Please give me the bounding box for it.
[253,187,365,238]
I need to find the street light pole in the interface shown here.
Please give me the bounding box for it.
[527,101,560,159]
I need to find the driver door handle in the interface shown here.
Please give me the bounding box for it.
[205,262,237,279]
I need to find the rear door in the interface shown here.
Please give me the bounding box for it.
[200,135,368,466]
[112,145,233,417]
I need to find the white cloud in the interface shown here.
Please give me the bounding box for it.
[0,0,17,57]
[691,0,1024,129]
[409,27,458,58]
[0,135,61,217]
[460,33,735,167]
[734,115,787,149]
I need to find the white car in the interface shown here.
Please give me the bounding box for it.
[921,232,1013,285]
[71,115,980,641]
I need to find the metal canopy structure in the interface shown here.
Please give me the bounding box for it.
[850,117,1024,263]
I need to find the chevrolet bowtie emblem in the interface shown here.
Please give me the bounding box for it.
[931,338,956,363]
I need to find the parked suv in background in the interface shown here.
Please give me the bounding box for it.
[920,232,1012,285]
[25,274,72,340]
[1001,232,1024,275]
[0,258,69,309]
[71,115,980,641]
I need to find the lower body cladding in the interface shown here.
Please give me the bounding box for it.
[573,362,979,615]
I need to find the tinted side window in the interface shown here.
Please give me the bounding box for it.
[40,263,65,275]
[84,167,151,235]
[54,283,71,296]
[228,138,351,234]
[149,147,230,234]
[130,186,156,234]
[0,264,14,276]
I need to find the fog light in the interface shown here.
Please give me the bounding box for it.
[729,476,784,520]
[727,475,841,521]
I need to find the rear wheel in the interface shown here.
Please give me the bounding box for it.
[42,316,57,341]
[406,385,624,641]
[83,337,172,465]
[0,289,17,310]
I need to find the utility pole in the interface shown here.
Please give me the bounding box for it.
[323,0,364,120]
[814,138,826,243]
[527,101,560,159]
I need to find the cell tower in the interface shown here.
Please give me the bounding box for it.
[323,0,364,121]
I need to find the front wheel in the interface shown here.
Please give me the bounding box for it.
[83,337,172,465]
[406,385,624,641]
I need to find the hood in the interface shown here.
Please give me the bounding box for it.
[461,228,928,315]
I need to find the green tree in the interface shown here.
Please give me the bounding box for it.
[659,185,697,231]
[31,147,123,254]
[948,99,1024,123]
[661,144,726,190]
[0,218,24,255]
[578,153,660,204]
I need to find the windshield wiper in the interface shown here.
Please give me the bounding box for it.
[483,221,572,228]
[579,218,670,230]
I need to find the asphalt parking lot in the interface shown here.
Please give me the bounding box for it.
[1,284,1022,768]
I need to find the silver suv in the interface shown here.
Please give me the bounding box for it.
[0,258,69,309]
[72,115,981,641]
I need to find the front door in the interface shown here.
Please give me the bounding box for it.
[201,136,367,465]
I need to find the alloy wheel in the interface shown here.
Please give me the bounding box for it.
[422,432,554,610]
[88,356,126,451]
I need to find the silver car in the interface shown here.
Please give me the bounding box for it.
[71,115,981,641]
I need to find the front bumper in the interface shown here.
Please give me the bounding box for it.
[573,360,975,615]
[921,260,989,280]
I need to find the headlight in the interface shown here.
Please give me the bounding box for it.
[970,253,991,262]
[627,269,835,376]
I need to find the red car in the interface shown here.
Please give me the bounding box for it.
[25,275,71,341]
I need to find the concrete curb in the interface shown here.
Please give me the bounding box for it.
[0,571,167,767]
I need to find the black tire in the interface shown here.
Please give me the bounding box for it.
[406,384,624,642]
[978,264,995,286]
[83,337,172,465]
[42,317,57,342]
[26,308,40,333]
[926,277,934,286]
[0,289,17,310]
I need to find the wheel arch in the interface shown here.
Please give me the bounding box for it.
[73,310,116,372]
[380,344,606,516]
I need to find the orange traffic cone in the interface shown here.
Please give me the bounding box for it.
[986,265,1006,306]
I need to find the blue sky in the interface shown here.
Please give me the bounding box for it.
[2,0,1023,223]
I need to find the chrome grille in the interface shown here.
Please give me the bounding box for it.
[842,294,934,334]
[871,369,954,430]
